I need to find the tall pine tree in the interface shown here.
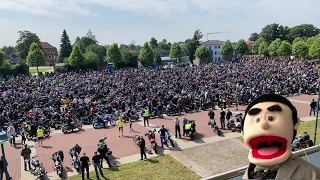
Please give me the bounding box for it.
[60,29,72,58]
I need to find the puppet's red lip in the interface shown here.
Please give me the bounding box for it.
[249,136,287,159]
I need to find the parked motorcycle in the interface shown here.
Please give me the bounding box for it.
[92,117,108,129]
[52,151,64,177]
[208,119,223,136]
[31,156,46,180]
[62,121,83,134]
[70,149,81,171]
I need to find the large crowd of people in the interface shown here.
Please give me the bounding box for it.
[0,57,317,130]
[0,56,318,179]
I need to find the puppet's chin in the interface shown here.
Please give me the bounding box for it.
[248,135,292,166]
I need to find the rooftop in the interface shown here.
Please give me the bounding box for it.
[40,42,56,49]
[202,40,224,45]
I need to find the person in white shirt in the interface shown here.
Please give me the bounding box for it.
[84,97,90,104]
[78,98,83,105]
[73,97,78,104]
[7,123,16,146]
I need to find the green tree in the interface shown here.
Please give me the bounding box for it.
[86,44,106,64]
[68,44,85,70]
[16,31,41,60]
[128,41,136,51]
[149,37,158,49]
[249,33,259,41]
[185,29,204,64]
[258,41,269,56]
[259,23,280,43]
[26,42,45,73]
[289,24,320,41]
[169,42,182,63]
[195,45,210,63]
[84,51,99,69]
[1,46,15,55]
[235,39,249,56]
[74,30,98,53]
[185,40,197,64]
[309,38,320,59]
[138,42,154,67]
[292,41,309,59]
[106,43,122,67]
[60,29,72,58]
[155,52,162,65]
[122,50,138,67]
[158,39,170,50]
[277,41,292,56]
[292,37,305,45]
[252,37,265,54]
[57,51,64,63]
[277,25,291,41]
[306,37,317,48]
[0,49,5,66]
[220,40,234,58]
[268,38,282,56]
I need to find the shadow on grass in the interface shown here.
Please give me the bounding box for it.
[146,158,159,163]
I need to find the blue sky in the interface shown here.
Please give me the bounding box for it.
[0,0,319,49]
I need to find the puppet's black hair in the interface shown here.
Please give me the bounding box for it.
[241,94,298,142]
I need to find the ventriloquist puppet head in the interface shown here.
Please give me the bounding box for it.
[241,94,300,167]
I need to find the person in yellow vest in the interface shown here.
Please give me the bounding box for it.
[37,126,44,147]
[142,107,149,127]
[222,98,226,109]
[117,117,127,137]
[184,121,192,136]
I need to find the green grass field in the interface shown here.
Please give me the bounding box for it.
[67,155,200,180]
[29,67,51,74]
[237,120,320,144]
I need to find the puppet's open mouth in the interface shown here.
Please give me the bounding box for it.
[248,136,287,159]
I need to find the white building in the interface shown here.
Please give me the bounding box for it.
[202,40,224,63]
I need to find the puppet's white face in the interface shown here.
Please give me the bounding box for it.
[243,102,300,166]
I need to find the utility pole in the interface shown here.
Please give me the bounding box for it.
[206,31,235,41]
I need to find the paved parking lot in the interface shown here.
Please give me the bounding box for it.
[2,94,316,179]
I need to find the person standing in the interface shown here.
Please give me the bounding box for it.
[80,152,90,180]
[182,117,188,136]
[92,152,104,179]
[117,117,127,137]
[310,99,317,116]
[139,136,147,160]
[7,123,16,147]
[36,126,44,147]
[129,118,133,133]
[174,118,181,138]
[21,144,31,171]
[0,156,9,180]
[226,109,232,121]
[208,109,215,121]
[220,110,226,129]
[20,123,26,145]
[142,107,149,127]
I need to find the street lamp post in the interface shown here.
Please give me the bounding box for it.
[314,79,320,145]
[0,127,11,180]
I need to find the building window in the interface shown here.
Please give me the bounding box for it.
[209,46,211,50]
[218,57,221,61]
[52,50,55,53]
[215,57,217,61]
[215,52,217,55]
[215,46,217,49]
[49,56,51,59]
[218,46,220,48]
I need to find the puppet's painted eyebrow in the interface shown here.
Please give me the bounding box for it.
[267,104,282,112]
[248,108,261,115]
